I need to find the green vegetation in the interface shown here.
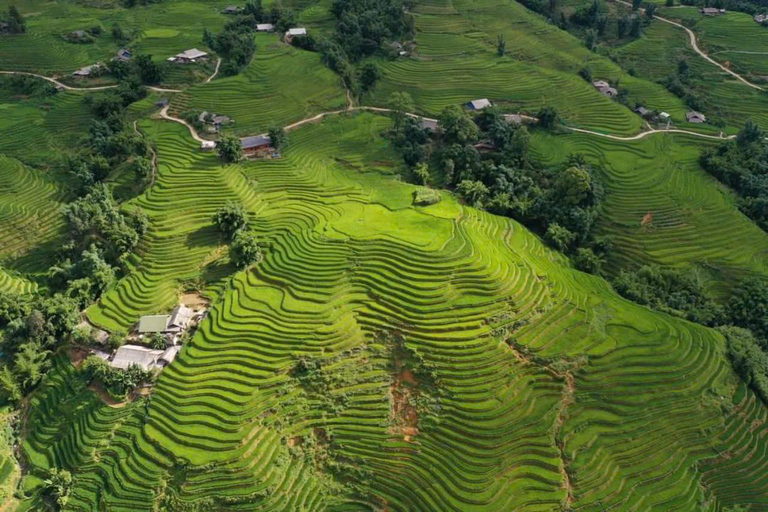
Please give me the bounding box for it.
[1,0,768,509]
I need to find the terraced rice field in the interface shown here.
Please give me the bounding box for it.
[0,0,226,77]
[531,131,768,292]
[660,7,768,77]
[170,34,346,136]
[8,113,759,510]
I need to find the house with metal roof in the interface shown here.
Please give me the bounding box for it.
[138,314,171,334]
[701,7,725,15]
[285,28,307,42]
[467,99,491,111]
[114,48,133,62]
[110,345,165,371]
[256,23,275,31]
[241,134,273,157]
[420,118,438,131]
[72,64,101,77]
[169,48,209,63]
[686,111,707,123]
[222,5,244,14]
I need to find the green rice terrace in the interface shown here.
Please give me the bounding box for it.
[1,0,768,510]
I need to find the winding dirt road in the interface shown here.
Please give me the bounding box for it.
[615,0,765,91]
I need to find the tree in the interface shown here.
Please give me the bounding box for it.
[244,0,264,19]
[43,468,73,509]
[728,279,768,341]
[736,120,763,147]
[545,223,576,251]
[148,332,166,350]
[632,0,642,10]
[644,3,657,20]
[112,23,125,41]
[456,180,489,207]
[721,326,768,403]
[438,105,479,145]
[665,0,674,6]
[579,67,593,82]
[617,15,629,38]
[496,34,507,56]
[6,5,25,34]
[555,166,592,206]
[584,28,598,51]
[629,16,641,38]
[573,247,603,274]
[230,231,262,268]
[359,62,380,93]
[15,342,51,391]
[388,92,415,129]
[537,106,559,129]
[268,126,287,150]
[213,201,249,239]
[134,54,165,85]
[216,135,243,163]
[0,366,21,404]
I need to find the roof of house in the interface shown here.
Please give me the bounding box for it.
[659,111,670,118]
[241,135,272,149]
[116,48,132,60]
[71,30,86,37]
[504,114,523,125]
[201,141,216,149]
[72,64,99,76]
[256,23,274,31]
[156,98,170,107]
[223,5,243,13]
[468,99,491,110]
[592,80,610,89]
[598,86,618,97]
[701,7,724,13]
[755,14,767,22]
[138,314,171,334]
[110,345,164,371]
[686,110,706,122]
[168,305,193,329]
[159,346,180,365]
[287,28,307,36]
[92,329,110,344]
[391,41,404,50]
[635,106,651,116]
[176,48,208,60]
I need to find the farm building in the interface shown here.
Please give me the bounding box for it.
[138,305,194,335]
[201,141,216,151]
[199,112,233,132]
[169,48,208,63]
[755,14,768,23]
[72,64,101,77]
[659,111,671,121]
[686,111,707,123]
[700,7,725,15]
[241,134,273,157]
[114,48,133,62]
[467,99,491,110]
[592,80,617,98]
[222,5,243,14]
[110,345,179,371]
[285,28,307,42]
[256,23,274,31]
[634,106,652,118]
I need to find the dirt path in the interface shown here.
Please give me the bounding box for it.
[0,70,182,93]
[158,104,208,144]
[615,1,765,91]
[205,58,222,84]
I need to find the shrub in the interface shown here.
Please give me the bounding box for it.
[413,188,441,206]
[231,231,262,268]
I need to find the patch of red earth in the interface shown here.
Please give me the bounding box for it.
[88,382,127,408]
[180,291,210,309]
[641,212,653,229]
[67,347,90,367]
[287,436,303,448]
[389,369,420,440]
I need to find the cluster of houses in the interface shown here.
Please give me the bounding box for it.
[199,111,233,133]
[90,304,206,373]
[71,48,132,78]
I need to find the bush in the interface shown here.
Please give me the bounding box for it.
[573,247,603,274]
[213,201,249,239]
[230,231,262,268]
[216,135,243,163]
[413,188,441,206]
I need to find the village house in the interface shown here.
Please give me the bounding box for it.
[504,114,523,125]
[659,111,671,122]
[222,5,244,14]
[155,98,170,108]
[241,134,273,157]
[686,111,707,123]
[466,98,491,111]
[114,48,133,62]
[755,13,768,24]
[700,7,725,16]
[109,344,179,371]
[634,106,652,118]
[199,111,233,132]
[72,64,101,78]
[168,48,208,64]
[137,305,194,340]
[70,29,87,39]
[593,80,618,98]
[0,22,9,34]
[201,140,216,151]
[284,28,307,42]
[256,23,274,32]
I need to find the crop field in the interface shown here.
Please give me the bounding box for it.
[531,131,768,291]
[3,0,768,510]
[170,34,347,136]
[3,113,759,510]
[659,7,768,77]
